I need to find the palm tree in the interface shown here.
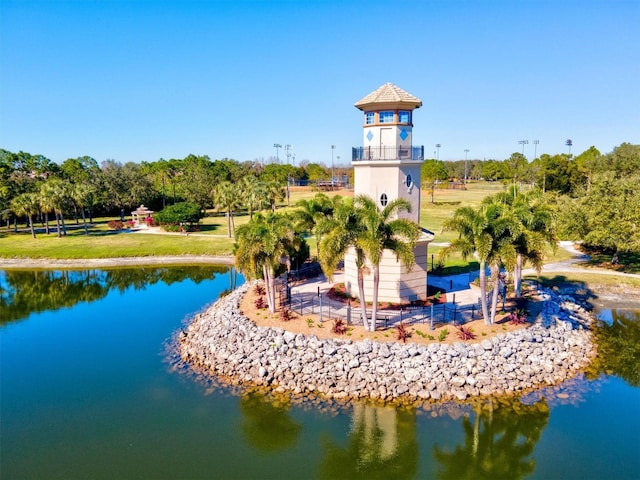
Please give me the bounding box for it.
[40,179,70,237]
[265,180,285,212]
[69,182,94,235]
[293,193,338,259]
[10,192,40,238]
[213,180,240,238]
[441,201,517,325]
[320,195,420,331]
[488,186,557,297]
[234,212,296,313]
[241,176,268,220]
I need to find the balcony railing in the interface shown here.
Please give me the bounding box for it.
[352,146,424,162]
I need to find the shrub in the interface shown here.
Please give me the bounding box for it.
[331,318,348,335]
[306,318,314,328]
[254,297,267,309]
[508,308,528,325]
[456,325,476,340]
[280,308,294,322]
[254,284,266,296]
[396,322,413,343]
[107,220,125,230]
[154,201,203,226]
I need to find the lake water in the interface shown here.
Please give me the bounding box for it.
[1,267,639,479]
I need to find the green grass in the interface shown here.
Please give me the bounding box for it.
[0,227,234,259]
[2,182,634,276]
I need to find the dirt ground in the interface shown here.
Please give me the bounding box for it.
[240,286,532,346]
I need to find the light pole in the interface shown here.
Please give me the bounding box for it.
[533,140,539,161]
[464,149,469,184]
[284,144,292,164]
[331,145,335,189]
[565,139,573,155]
[518,140,529,157]
[273,143,281,163]
[436,144,441,161]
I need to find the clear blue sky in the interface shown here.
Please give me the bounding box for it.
[1,0,638,167]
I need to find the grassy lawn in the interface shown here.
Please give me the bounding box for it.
[2,182,632,276]
[0,226,234,259]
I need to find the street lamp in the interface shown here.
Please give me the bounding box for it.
[436,144,441,161]
[464,149,469,184]
[565,139,573,155]
[331,145,335,189]
[273,143,281,163]
[533,140,539,161]
[518,140,529,157]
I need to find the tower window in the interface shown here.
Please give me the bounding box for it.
[406,174,413,188]
[365,112,374,124]
[399,111,411,124]
[379,111,394,123]
[380,193,388,207]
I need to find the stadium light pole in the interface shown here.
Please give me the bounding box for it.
[436,144,441,160]
[331,145,335,189]
[533,140,539,161]
[273,143,281,163]
[464,149,469,184]
[518,140,529,157]
[565,139,573,155]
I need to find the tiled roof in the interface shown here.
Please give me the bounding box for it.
[354,83,422,110]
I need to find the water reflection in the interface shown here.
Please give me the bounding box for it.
[319,404,418,479]
[433,397,550,480]
[588,309,640,387]
[0,266,234,324]
[239,392,302,453]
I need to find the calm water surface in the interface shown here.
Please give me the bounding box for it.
[1,267,638,479]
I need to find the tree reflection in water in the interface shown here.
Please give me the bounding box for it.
[239,392,302,453]
[319,404,418,479]
[433,397,550,480]
[0,266,233,324]
[588,309,640,387]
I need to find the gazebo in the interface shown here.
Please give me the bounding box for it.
[131,205,154,227]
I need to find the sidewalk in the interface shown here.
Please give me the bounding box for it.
[287,270,481,329]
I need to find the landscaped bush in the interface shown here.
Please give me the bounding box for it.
[331,318,348,335]
[154,202,203,228]
[280,308,294,322]
[396,322,412,343]
[254,297,267,309]
[107,220,125,230]
[508,308,528,325]
[456,325,476,340]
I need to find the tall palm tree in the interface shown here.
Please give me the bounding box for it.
[441,201,517,325]
[293,193,338,260]
[40,179,70,237]
[320,195,420,331]
[241,176,268,220]
[488,186,557,297]
[234,212,296,313]
[69,182,94,235]
[213,180,240,238]
[10,192,40,238]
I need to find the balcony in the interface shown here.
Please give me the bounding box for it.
[352,146,424,162]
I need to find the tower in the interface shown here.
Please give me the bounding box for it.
[344,83,434,303]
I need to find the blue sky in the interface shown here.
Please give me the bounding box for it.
[1,0,638,166]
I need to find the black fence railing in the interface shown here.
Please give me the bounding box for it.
[352,146,424,162]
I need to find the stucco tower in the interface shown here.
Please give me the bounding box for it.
[344,83,434,303]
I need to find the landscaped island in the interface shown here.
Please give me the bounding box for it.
[179,282,596,404]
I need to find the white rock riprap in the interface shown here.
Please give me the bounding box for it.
[179,283,596,403]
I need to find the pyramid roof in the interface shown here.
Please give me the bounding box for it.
[354,83,422,110]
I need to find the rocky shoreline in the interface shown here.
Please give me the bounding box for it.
[178,282,596,403]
